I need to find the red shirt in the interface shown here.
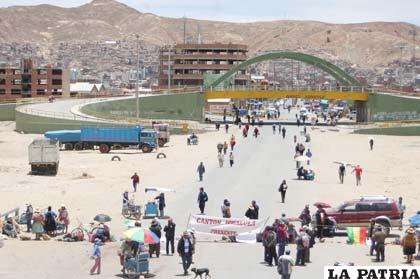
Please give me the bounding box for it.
[131,174,140,183]
[354,167,362,176]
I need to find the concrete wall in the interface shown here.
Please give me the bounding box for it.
[354,125,420,136]
[367,93,420,121]
[15,110,103,134]
[0,103,16,121]
[81,92,205,122]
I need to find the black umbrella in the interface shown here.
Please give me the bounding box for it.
[94,214,112,223]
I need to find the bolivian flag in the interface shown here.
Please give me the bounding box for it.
[346,227,368,244]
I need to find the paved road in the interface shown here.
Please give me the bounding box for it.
[150,106,327,278]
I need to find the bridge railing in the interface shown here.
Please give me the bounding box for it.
[208,85,373,93]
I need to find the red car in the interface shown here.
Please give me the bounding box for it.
[315,196,402,235]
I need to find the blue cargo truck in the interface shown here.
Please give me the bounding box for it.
[45,126,157,153]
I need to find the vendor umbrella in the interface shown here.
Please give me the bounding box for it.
[94,214,112,223]
[123,228,160,244]
[295,155,311,162]
[313,202,331,208]
[408,212,420,226]
[145,187,176,193]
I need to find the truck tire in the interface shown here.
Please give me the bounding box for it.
[158,139,165,147]
[31,165,38,173]
[83,143,94,150]
[51,163,59,175]
[99,144,110,153]
[74,143,83,151]
[141,144,152,153]
[64,143,74,151]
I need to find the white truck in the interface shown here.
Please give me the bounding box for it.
[28,138,60,175]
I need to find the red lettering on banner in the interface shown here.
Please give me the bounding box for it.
[196,218,222,225]
[225,220,256,227]
[210,229,237,236]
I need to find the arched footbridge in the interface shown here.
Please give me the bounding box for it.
[204,51,369,101]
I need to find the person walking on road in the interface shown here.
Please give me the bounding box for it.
[299,205,311,226]
[177,231,194,276]
[397,197,406,226]
[272,124,276,134]
[229,152,234,167]
[373,226,386,262]
[295,229,308,266]
[245,204,258,220]
[223,141,228,155]
[278,180,288,203]
[351,165,363,186]
[369,137,374,150]
[197,187,208,214]
[230,138,236,151]
[217,153,224,168]
[253,127,260,138]
[278,124,281,134]
[276,222,288,257]
[282,127,286,139]
[368,219,377,256]
[338,164,346,184]
[278,250,294,279]
[293,135,297,143]
[217,142,223,154]
[130,172,140,192]
[163,218,176,255]
[221,199,231,218]
[264,226,278,266]
[154,193,166,217]
[305,149,312,165]
[401,227,417,263]
[90,238,102,275]
[197,162,205,182]
[225,123,229,133]
[25,203,33,232]
[315,206,326,240]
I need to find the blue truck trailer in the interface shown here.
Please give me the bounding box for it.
[45,126,157,153]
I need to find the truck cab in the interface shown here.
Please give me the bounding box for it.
[152,123,170,147]
[139,129,158,153]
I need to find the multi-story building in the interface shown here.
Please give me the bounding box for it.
[0,59,70,100]
[159,43,248,88]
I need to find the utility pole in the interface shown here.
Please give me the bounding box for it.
[167,45,172,90]
[135,34,140,118]
[183,16,187,44]
[397,45,408,92]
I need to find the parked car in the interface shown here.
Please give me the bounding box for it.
[313,196,402,235]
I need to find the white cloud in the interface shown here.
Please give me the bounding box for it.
[0,0,419,25]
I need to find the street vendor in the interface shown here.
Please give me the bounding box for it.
[154,193,166,217]
[119,239,135,274]
[2,218,18,238]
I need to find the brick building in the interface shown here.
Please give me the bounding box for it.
[159,43,248,88]
[0,59,70,100]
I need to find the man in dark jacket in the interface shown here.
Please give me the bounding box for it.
[264,226,278,266]
[149,220,162,258]
[163,218,176,255]
[197,162,205,181]
[373,226,386,262]
[252,200,259,219]
[245,205,258,219]
[154,193,166,217]
[197,187,208,214]
[178,231,194,276]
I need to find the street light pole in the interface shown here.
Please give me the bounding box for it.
[167,45,172,90]
[135,34,140,118]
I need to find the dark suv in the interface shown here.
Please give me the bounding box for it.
[316,196,402,235]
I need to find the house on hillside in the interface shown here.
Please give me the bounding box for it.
[70,82,106,97]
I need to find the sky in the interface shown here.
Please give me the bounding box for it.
[1,0,419,26]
